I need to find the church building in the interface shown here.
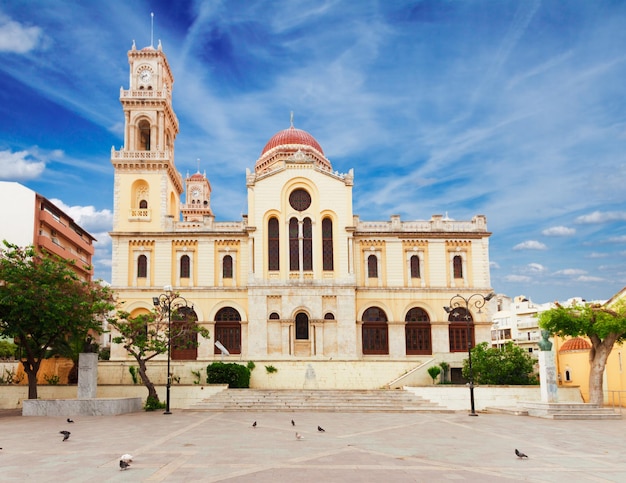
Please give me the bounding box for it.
[108,41,494,388]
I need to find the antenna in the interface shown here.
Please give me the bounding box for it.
[290,111,294,128]
[150,12,154,47]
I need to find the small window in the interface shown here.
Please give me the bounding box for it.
[367,254,378,278]
[223,255,233,279]
[410,255,420,278]
[137,254,147,278]
[180,255,190,278]
[269,312,280,320]
[139,199,148,209]
[453,255,463,278]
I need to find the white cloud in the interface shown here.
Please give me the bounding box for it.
[513,240,547,251]
[588,252,608,258]
[608,235,626,243]
[542,226,575,236]
[49,199,113,234]
[554,269,587,276]
[575,211,626,224]
[526,263,546,273]
[490,261,500,270]
[575,275,605,282]
[505,274,532,282]
[0,15,42,53]
[0,149,45,180]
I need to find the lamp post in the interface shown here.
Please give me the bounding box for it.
[152,286,189,415]
[444,292,495,416]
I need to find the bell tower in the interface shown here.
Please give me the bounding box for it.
[182,168,214,222]
[110,40,183,233]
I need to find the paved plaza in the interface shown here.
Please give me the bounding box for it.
[0,408,625,482]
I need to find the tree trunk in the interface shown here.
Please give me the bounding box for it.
[136,357,159,402]
[588,336,617,406]
[22,359,42,400]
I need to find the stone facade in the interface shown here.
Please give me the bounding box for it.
[108,42,494,388]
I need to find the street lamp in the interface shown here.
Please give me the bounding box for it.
[152,286,190,415]
[444,292,495,416]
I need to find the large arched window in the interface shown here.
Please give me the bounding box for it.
[405,307,431,355]
[362,307,388,355]
[367,254,378,278]
[295,312,309,340]
[410,255,420,278]
[453,255,463,279]
[303,217,312,271]
[289,218,299,270]
[322,217,334,271]
[268,217,279,271]
[137,254,147,278]
[180,255,190,279]
[223,255,233,279]
[448,307,473,352]
[214,307,242,355]
[138,120,151,150]
[171,306,198,360]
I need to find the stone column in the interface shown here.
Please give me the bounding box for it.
[77,353,98,399]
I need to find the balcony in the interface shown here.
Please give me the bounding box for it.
[129,209,151,221]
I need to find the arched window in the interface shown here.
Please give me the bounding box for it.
[180,255,190,278]
[139,199,148,209]
[362,307,388,355]
[324,312,335,320]
[269,312,280,320]
[214,307,241,354]
[448,307,473,352]
[405,308,431,355]
[303,217,312,271]
[139,120,151,150]
[322,217,333,271]
[268,217,279,271]
[367,254,378,278]
[137,254,147,278]
[453,255,463,278]
[223,255,233,279]
[295,312,309,340]
[410,255,420,278]
[171,306,198,360]
[289,217,299,270]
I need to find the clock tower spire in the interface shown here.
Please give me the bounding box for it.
[110,41,182,232]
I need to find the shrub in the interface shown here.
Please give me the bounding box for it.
[427,365,441,384]
[206,362,250,388]
[265,365,277,374]
[44,374,60,385]
[0,340,18,359]
[98,347,110,360]
[144,396,166,411]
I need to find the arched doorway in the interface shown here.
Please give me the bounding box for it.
[214,307,242,355]
[405,307,432,355]
[295,312,309,340]
[362,307,388,355]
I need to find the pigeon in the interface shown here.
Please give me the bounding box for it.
[291,419,295,426]
[60,430,71,441]
[67,418,74,423]
[515,449,528,459]
[296,432,304,440]
[119,454,133,470]
[317,425,325,432]
[252,421,257,428]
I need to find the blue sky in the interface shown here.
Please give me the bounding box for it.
[1,0,625,304]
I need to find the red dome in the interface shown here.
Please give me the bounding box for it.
[190,172,204,180]
[559,337,591,352]
[261,126,324,155]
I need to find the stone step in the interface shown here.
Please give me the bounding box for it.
[189,389,453,413]
[522,402,622,420]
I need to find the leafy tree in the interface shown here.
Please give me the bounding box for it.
[0,242,113,399]
[463,342,538,385]
[427,365,441,384]
[539,300,626,405]
[109,304,209,403]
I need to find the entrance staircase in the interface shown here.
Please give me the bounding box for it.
[189,389,453,413]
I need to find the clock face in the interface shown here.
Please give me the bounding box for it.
[139,69,152,83]
[191,189,200,197]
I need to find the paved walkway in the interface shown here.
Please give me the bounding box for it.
[0,409,625,482]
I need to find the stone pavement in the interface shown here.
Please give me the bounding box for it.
[0,408,624,482]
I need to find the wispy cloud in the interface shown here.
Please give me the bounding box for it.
[513,241,548,251]
[542,226,575,236]
[575,211,626,224]
[0,13,43,53]
[0,149,45,180]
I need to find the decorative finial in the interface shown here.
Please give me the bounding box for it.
[157,39,162,51]
[290,111,294,128]
[196,158,200,173]
[150,12,154,47]
[132,39,136,50]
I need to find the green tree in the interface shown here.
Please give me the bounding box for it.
[427,365,441,384]
[109,305,209,403]
[463,342,538,385]
[0,242,113,399]
[539,300,626,405]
